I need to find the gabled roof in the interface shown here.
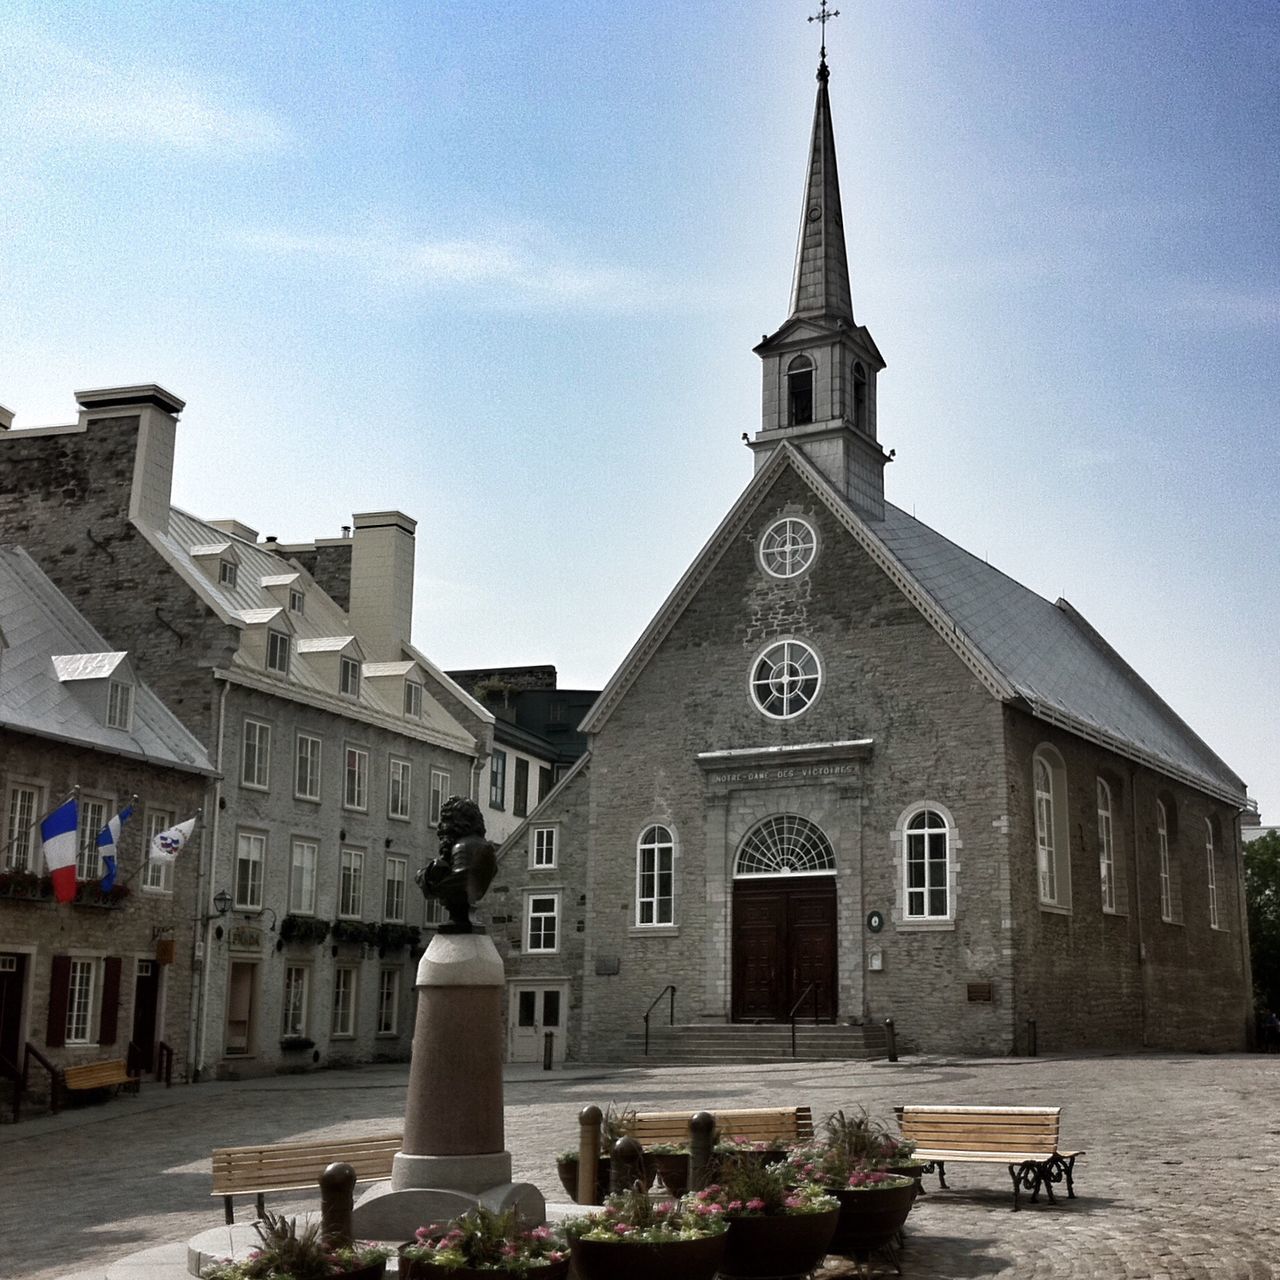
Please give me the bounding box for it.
[51,652,129,682]
[581,445,1245,804]
[235,607,285,626]
[0,547,216,775]
[363,661,419,678]
[296,635,359,655]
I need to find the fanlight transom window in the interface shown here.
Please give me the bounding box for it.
[760,518,817,578]
[750,640,821,719]
[735,815,836,878]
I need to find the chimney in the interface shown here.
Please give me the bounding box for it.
[0,404,13,430]
[75,384,185,532]
[348,510,417,661]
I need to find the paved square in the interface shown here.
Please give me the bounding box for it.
[2,1053,1277,1279]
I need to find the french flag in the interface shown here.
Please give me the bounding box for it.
[40,798,79,904]
[96,805,133,893]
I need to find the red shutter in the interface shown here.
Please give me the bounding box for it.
[46,954,71,1048]
[99,957,123,1046]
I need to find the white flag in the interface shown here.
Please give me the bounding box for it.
[150,816,196,865]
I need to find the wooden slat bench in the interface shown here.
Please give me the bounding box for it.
[211,1132,401,1223]
[628,1105,814,1148]
[896,1105,1083,1211]
[62,1059,140,1103]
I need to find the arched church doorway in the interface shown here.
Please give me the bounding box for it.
[730,815,837,1022]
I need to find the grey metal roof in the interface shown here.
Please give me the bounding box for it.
[874,502,1245,799]
[0,547,216,774]
[52,652,128,681]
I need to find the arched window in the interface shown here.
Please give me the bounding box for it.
[1157,800,1172,921]
[787,356,814,426]
[735,815,835,878]
[1205,817,1219,930]
[636,824,675,926]
[759,517,817,578]
[1033,747,1070,908]
[1097,778,1115,912]
[903,807,951,920]
[852,360,867,433]
[749,639,821,719]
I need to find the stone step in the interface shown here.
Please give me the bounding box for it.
[611,1021,889,1064]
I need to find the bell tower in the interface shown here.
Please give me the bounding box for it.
[749,23,890,522]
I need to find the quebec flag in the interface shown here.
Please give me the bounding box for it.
[149,816,196,865]
[96,805,133,892]
[40,798,79,903]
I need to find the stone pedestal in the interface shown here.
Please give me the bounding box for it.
[351,932,544,1238]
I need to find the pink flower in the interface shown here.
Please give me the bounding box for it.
[656,1202,676,1215]
[727,1200,743,1212]
[530,1226,552,1241]
[784,1195,804,1209]
[746,1198,767,1212]
[613,1223,633,1236]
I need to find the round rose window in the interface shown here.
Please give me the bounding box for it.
[750,639,821,719]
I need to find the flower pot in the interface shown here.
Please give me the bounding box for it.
[399,1255,568,1280]
[334,1259,386,1280]
[829,1180,917,1262]
[890,1159,929,1197]
[555,1156,609,1205]
[650,1150,691,1198]
[570,1233,725,1280]
[718,1207,839,1279]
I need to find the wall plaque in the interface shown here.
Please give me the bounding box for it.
[967,982,994,1003]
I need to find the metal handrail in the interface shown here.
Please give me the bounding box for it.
[789,983,819,1057]
[22,1042,59,1114]
[156,1040,175,1087]
[642,984,677,1056]
[0,1051,20,1124]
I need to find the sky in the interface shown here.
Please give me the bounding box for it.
[2,1,1278,816]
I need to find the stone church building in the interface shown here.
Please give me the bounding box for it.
[493,53,1253,1059]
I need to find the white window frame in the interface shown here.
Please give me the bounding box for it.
[384,856,407,922]
[266,629,291,676]
[1157,800,1173,921]
[331,966,356,1038]
[404,681,423,718]
[1206,819,1220,930]
[241,719,271,791]
[902,806,952,922]
[289,839,318,915]
[531,826,557,870]
[388,757,411,821]
[282,965,309,1038]
[106,679,133,730]
[635,825,675,927]
[759,516,818,579]
[525,891,560,954]
[1098,778,1116,913]
[423,894,445,928]
[340,656,360,698]
[235,830,266,910]
[5,782,44,872]
[339,847,364,919]
[344,746,369,812]
[295,733,321,802]
[76,795,111,882]
[288,588,305,614]
[429,769,450,826]
[141,808,175,893]
[218,559,237,588]
[66,958,97,1045]
[748,638,822,720]
[1033,748,1071,910]
[377,968,400,1036]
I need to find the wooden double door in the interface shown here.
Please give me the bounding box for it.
[731,878,837,1022]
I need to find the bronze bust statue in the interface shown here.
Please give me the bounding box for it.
[416,796,497,933]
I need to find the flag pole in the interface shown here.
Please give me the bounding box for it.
[118,807,202,889]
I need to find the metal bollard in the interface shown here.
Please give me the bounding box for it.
[578,1104,602,1205]
[610,1135,646,1196]
[689,1110,716,1192]
[318,1162,355,1250]
[1026,1018,1037,1057]
[884,1017,898,1063]
[543,1031,554,1070]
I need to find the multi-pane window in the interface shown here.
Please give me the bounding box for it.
[1033,753,1069,906]
[141,808,175,892]
[266,630,291,676]
[1157,801,1172,921]
[339,848,364,918]
[340,656,360,698]
[219,560,237,588]
[1206,819,1219,929]
[290,840,317,915]
[344,747,369,811]
[636,826,675,926]
[423,895,445,928]
[76,797,109,881]
[66,959,96,1045]
[289,588,305,614]
[377,968,400,1035]
[241,719,271,790]
[904,808,950,919]
[389,758,411,820]
[750,640,821,719]
[332,967,356,1037]
[513,758,529,818]
[489,750,507,810]
[384,857,407,922]
[235,830,266,909]
[295,734,321,801]
[430,769,450,825]
[526,893,559,953]
[404,681,423,718]
[532,827,557,869]
[106,680,133,730]
[1097,779,1116,913]
[5,784,42,871]
[282,966,309,1037]
[759,517,818,578]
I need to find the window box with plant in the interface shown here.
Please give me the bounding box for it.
[330,919,378,947]
[278,1035,316,1054]
[201,1210,389,1279]
[373,922,420,953]
[399,1206,568,1278]
[281,915,331,946]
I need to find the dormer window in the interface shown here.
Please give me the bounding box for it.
[787,355,814,426]
[852,361,867,433]
[106,679,133,730]
[340,656,361,698]
[219,560,238,589]
[289,588,304,614]
[404,681,423,718]
[266,630,291,676]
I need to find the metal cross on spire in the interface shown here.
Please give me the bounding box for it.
[808,0,840,61]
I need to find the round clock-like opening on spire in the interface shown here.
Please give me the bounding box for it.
[807,205,822,221]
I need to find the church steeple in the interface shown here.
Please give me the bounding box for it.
[750,32,891,523]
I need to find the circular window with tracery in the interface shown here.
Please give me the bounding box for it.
[749,639,821,719]
[735,815,836,878]
[760,517,817,578]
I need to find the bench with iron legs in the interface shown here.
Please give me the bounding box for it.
[896,1105,1084,1211]
[61,1059,140,1105]
[627,1105,814,1148]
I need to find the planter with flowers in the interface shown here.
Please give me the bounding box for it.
[399,1206,568,1279]
[201,1210,389,1280]
[694,1156,838,1279]
[566,1185,727,1280]
[555,1102,646,1204]
[643,1142,692,1198]
[711,1134,790,1180]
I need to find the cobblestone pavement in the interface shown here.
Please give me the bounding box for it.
[1,1052,1277,1280]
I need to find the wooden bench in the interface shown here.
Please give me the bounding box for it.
[61,1059,140,1104]
[896,1105,1083,1211]
[211,1132,401,1223]
[627,1105,814,1148]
